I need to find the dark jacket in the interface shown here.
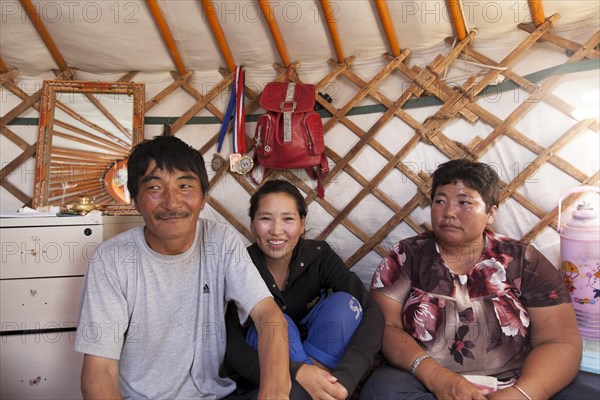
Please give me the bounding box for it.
[225,238,383,396]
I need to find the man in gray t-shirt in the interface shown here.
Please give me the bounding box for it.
[75,136,290,399]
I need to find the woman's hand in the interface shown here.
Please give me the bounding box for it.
[296,364,348,400]
[427,367,488,400]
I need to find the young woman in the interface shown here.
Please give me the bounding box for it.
[225,180,383,400]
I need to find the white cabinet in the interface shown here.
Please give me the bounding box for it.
[1,334,83,400]
[1,223,102,280]
[0,215,143,400]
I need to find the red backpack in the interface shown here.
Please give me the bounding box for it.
[253,70,329,197]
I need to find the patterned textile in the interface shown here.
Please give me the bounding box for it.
[371,230,571,378]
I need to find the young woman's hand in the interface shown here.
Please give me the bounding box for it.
[296,364,348,400]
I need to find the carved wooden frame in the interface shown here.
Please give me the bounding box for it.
[33,80,145,214]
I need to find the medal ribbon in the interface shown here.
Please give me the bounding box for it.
[217,66,246,154]
[233,66,246,154]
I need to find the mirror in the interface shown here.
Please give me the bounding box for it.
[33,80,145,214]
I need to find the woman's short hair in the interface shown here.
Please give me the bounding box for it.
[249,180,307,220]
[127,135,209,199]
[431,159,500,211]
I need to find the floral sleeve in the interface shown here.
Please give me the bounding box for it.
[517,244,572,307]
[371,240,412,304]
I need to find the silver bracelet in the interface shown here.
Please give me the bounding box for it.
[512,384,533,400]
[409,354,431,376]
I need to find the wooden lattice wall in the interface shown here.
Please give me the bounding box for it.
[1,17,599,272]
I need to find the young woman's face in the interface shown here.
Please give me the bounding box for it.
[251,192,306,265]
[431,180,496,247]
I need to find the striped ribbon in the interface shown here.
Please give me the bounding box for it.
[217,65,246,154]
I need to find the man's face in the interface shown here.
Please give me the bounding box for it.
[134,161,206,255]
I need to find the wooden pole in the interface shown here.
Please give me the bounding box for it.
[0,57,8,74]
[447,0,468,41]
[52,119,130,154]
[20,0,69,72]
[52,130,129,156]
[54,102,131,149]
[146,0,188,75]
[83,92,131,139]
[51,148,124,161]
[373,0,401,57]
[529,0,546,27]
[257,0,291,66]
[200,0,237,72]
[319,0,345,63]
[146,71,193,112]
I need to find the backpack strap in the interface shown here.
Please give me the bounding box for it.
[249,153,270,186]
[305,153,329,198]
[282,82,297,143]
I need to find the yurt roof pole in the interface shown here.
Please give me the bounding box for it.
[200,0,236,72]
[258,0,291,67]
[0,57,8,74]
[146,0,187,76]
[529,0,546,27]
[373,0,401,57]
[20,0,68,72]
[319,0,345,63]
[447,0,468,41]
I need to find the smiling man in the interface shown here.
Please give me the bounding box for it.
[75,135,290,399]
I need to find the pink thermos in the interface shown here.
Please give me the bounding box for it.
[558,186,600,340]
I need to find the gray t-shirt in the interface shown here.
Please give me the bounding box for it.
[75,219,271,399]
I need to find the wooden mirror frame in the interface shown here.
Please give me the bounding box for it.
[33,80,145,214]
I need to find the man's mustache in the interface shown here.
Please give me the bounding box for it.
[156,211,190,219]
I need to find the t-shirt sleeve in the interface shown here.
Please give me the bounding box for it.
[518,244,572,307]
[222,228,271,325]
[74,241,130,360]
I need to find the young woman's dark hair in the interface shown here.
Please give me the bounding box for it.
[127,135,209,199]
[249,179,307,220]
[431,159,501,211]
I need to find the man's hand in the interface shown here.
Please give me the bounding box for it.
[251,298,291,399]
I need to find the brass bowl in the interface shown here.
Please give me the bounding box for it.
[70,195,97,214]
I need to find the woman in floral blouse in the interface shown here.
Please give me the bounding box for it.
[361,159,585,400]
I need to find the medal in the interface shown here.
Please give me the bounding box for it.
[236,155,254,175]
[217,66,254,175]
[229,153,242,172]
[211,154,224,171]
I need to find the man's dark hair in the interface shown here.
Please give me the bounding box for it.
[127,136,209,199]
[249,179,307,220]
[431,159,500,211]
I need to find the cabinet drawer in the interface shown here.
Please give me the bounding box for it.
[0,333,83,399]
[1,277,84,330]
[0,224,102,279]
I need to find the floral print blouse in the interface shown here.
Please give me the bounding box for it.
[371,230,572,379]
